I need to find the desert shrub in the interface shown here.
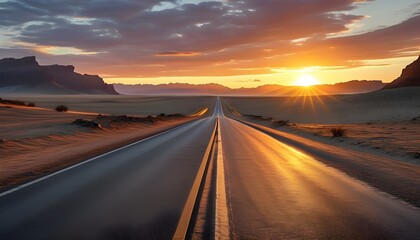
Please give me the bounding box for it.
[27,102,35,107]
[408,152,420,159]
[0,98,26,106]
[331,127,345,137]
[159,113,166,117]
[55,105,68,112]
[271,120,289,127]
[72,119,102,129]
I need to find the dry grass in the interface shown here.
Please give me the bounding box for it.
[0,97,35,107]
[331,127,346,137]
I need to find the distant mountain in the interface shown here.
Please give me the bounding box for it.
[0,56,118,94]
[384,55,420,89]
[114,83,231,95]
[114,80,386,96]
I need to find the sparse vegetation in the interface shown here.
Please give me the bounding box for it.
[55,105,68,112]
[0,97,36,107]
[331,127,346,137]
[408,152,420,159]
[271,120,289,128]
[94,113,185,126]
[72,119,102,129]
[245,114,273,121]
[244,114,289,128]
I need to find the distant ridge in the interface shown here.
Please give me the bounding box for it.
[114,80,386,96]
[114,83,231,95]
[0,56,118,94]
[384,55,420,89]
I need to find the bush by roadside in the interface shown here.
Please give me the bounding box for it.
[55,105,68,112]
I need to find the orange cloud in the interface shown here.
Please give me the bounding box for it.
[0,0,418,83]
[156,51,201,57]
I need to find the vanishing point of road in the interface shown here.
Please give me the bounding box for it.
[0,97,419,239]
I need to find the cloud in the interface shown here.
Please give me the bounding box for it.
[156,51,201,56]
[0,0,419,78]
[237,79,262,83]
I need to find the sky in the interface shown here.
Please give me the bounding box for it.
[0,0,419,88]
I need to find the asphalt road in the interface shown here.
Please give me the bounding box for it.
[216,99,420,239]
[0,112,216,239]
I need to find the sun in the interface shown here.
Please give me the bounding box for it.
[294,74,319,87]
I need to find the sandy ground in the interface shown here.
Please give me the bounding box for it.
[292,121,420,160]
[223,87,420,124]
[0,94,214,116]
[0,96,215,190]
[222,87,420,162]
[0,104,96,139]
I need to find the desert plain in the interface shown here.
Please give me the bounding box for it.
[1,88,419,200]
[0,87,420,239]
[0,95,214,190]
[224,87,420,161]
[222,87,420,207]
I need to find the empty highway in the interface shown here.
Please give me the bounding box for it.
[0,110,217,239]
[217,98,420,239]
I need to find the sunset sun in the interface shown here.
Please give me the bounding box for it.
[294,74,320,87]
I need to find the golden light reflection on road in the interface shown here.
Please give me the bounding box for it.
[219,116,420,239]
[189,107,208,117]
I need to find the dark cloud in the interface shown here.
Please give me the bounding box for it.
[0,0,419,78]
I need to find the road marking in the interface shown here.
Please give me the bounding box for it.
[173,120,218,240]
[215,118,230,240]
[189,107,209,117]
[0,120,200,198]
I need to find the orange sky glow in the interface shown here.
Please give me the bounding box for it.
[0,0,419,88]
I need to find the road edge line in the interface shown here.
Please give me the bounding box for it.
[0,119,201,198]
[215,118,230,240]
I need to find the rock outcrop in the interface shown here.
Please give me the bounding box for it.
[72,119,102,129]
[384,55,420,89]
[0,56,118,94]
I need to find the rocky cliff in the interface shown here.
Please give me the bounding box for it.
[384,55,420,89]
[0,56,118,94]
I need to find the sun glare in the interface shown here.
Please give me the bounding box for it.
[295,74,319,87]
